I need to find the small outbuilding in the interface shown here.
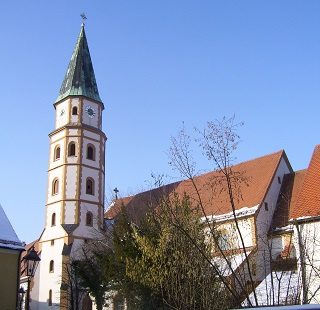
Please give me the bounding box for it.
[0,204,25,310]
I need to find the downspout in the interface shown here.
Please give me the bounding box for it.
[16,249,25,310]
[293,219,307,304]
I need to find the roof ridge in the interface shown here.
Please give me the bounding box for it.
[236,149,284,166]
[116,150,286,200]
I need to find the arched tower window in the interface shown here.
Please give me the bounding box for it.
[51,213,56,226]
[86,178,94,195]
[68,142,76,156]
[49,260,54,273]
[52,178,59,195]
[87,145,95,160]
[48,289,52,306]
[72,106,78,115]
[86,212,93,226]
[54,146,61,160]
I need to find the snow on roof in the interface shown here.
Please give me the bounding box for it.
[243,271,299,307]
[204,204,259,223]
[273,225,294,233]
[289,215,320,223]
[0,204,24,250]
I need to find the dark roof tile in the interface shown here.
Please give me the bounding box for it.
[55,25,102,104]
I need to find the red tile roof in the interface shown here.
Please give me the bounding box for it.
[105,150,289,221]
[290,145,320,219]
[271,169,307,230]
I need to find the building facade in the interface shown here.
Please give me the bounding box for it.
[107,146,320,307]
[31,24,106,310]
[23,23,320,309]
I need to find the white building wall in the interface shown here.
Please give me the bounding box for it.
[294,220,320,303]
[217,217,254,250]
[82,99,101,128]
[55,99,70,129]
[269,235,284,260]
[81,167,100,202]
[82,138,101,169]
[257,158,291,239]
[73,203,101,238]
[254,157,291,280]
[37,238,65,309]
[64,202,77,224]
[65,165,78,199]
[42,203,65,241]
[50,131,65,143]
[67,128,79,137]
[83,130,100,141]
[46,170,63,206]
[49,140,66,170]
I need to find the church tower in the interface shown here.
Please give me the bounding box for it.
[37,24,106,309]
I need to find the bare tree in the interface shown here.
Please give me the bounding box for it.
[167,116,260,307]
[61,260,89,310]
[165,116,320,308]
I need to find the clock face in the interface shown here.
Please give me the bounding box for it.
[85,106,95,118]
[60,108,65,117]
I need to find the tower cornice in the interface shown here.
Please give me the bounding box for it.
[48,123,107,141]
[53,95,105,110]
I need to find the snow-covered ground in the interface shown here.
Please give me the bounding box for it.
[243,271,300,307]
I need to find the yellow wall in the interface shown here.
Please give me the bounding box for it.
[0,248,21,310]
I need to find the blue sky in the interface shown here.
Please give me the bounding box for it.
[0,1,319,244]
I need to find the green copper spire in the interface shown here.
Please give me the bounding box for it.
[55,24,102,104]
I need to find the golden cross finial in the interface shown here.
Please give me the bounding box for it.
[113,187,119,200]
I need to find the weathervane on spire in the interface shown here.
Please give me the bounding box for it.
[80,13,87,27]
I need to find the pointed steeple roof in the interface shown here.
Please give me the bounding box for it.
[55,24,103,104]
